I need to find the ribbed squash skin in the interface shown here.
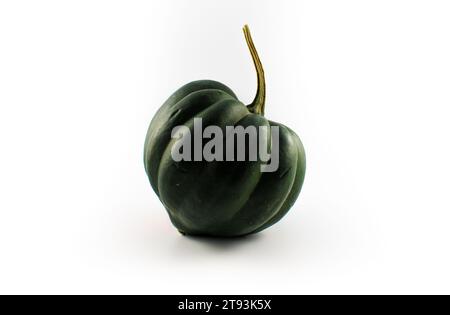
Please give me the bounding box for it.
[144,80,306,237]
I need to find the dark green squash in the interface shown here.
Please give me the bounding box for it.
[144,25,306,237]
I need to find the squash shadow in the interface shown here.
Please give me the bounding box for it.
[180,233,265,251]
[169,229,294,262]
[113,204,293,260]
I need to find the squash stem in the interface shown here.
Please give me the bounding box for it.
[243,25,266,116]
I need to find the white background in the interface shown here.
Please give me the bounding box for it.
[1,0,450,294]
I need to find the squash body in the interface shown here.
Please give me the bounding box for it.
[144,80,306,237]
